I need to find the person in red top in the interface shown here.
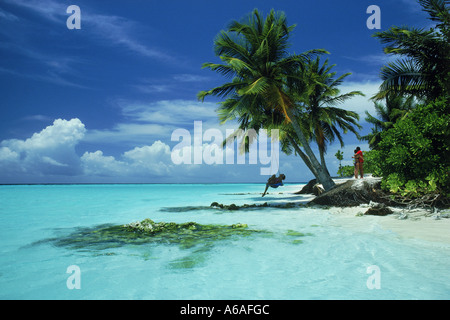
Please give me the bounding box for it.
[353,147,364,178]
[353,149,358,179]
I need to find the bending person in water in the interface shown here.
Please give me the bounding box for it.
[262,174,286,197]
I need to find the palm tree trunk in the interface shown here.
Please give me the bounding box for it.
[319,148,331,177]
[286,134,319,180]
[286,109,336,191]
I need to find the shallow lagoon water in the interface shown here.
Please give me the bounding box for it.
[0,183,449,299]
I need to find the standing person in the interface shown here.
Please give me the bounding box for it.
[352,149,359,179]
[355,147,364,178]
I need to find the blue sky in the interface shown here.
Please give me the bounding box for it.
[0,0,432,183]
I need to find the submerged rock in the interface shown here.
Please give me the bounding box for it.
[363,202,393,216]
[40,218,267,251]
[210,202,265,210]
[231,223,248,228]
[294,178,324,196]
[211,202,258,210]
[161,201,303,213]
[210,201,300,210]
[210,202,222,208]
[124,218,197,234]
[160,206,212,212]
[295,179,317,194]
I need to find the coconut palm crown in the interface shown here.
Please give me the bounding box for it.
[198,9,341,190]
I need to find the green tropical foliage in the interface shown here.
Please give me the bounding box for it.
[366,0,450,203]
[197,2,449,204]
[371,98,450,197]
[277,58,363,177]
[295,57,363,171]
[335,150,344,176]
[372,0,450,102]
[361,95,415,149]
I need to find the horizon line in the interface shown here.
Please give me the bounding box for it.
[0,181,312,186]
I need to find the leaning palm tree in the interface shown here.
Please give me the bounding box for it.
[372,0,450,101]
[197,9,336,190]
[295,57,363,173]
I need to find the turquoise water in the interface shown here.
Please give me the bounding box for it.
[0,183,449,299]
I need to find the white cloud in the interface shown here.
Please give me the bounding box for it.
[41,156,69,167]
[337,80,381,120]
[84,99,221,146]
[0,105,246,182]
[0,116,264,183]
[0,102,373,183]
[121,99,218,125]
[124,141,170,162]
[0,117,178,181]
[84,123,173,145]
[81,141,173,178]
[81,150,128,176]
[0,147,19,162]
[0,118,86,178]
[19,118,85,149]
[123,141,172,175]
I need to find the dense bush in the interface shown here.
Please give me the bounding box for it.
[371,98,450,197]
[337,165,354,177]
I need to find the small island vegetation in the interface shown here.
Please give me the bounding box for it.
[199,0,449,209]
[362,0,449,208]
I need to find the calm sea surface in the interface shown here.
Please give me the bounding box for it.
[0,183,449,299]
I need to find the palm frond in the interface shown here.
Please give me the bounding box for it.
[237,77,270,95]
[376,58,427,99]
[418,0,450,24]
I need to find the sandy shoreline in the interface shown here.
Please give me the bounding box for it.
[327,205,450,245]
[284,178,450,246]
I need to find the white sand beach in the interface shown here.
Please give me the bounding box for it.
[327,205,450,245]
[285,176,450,245]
